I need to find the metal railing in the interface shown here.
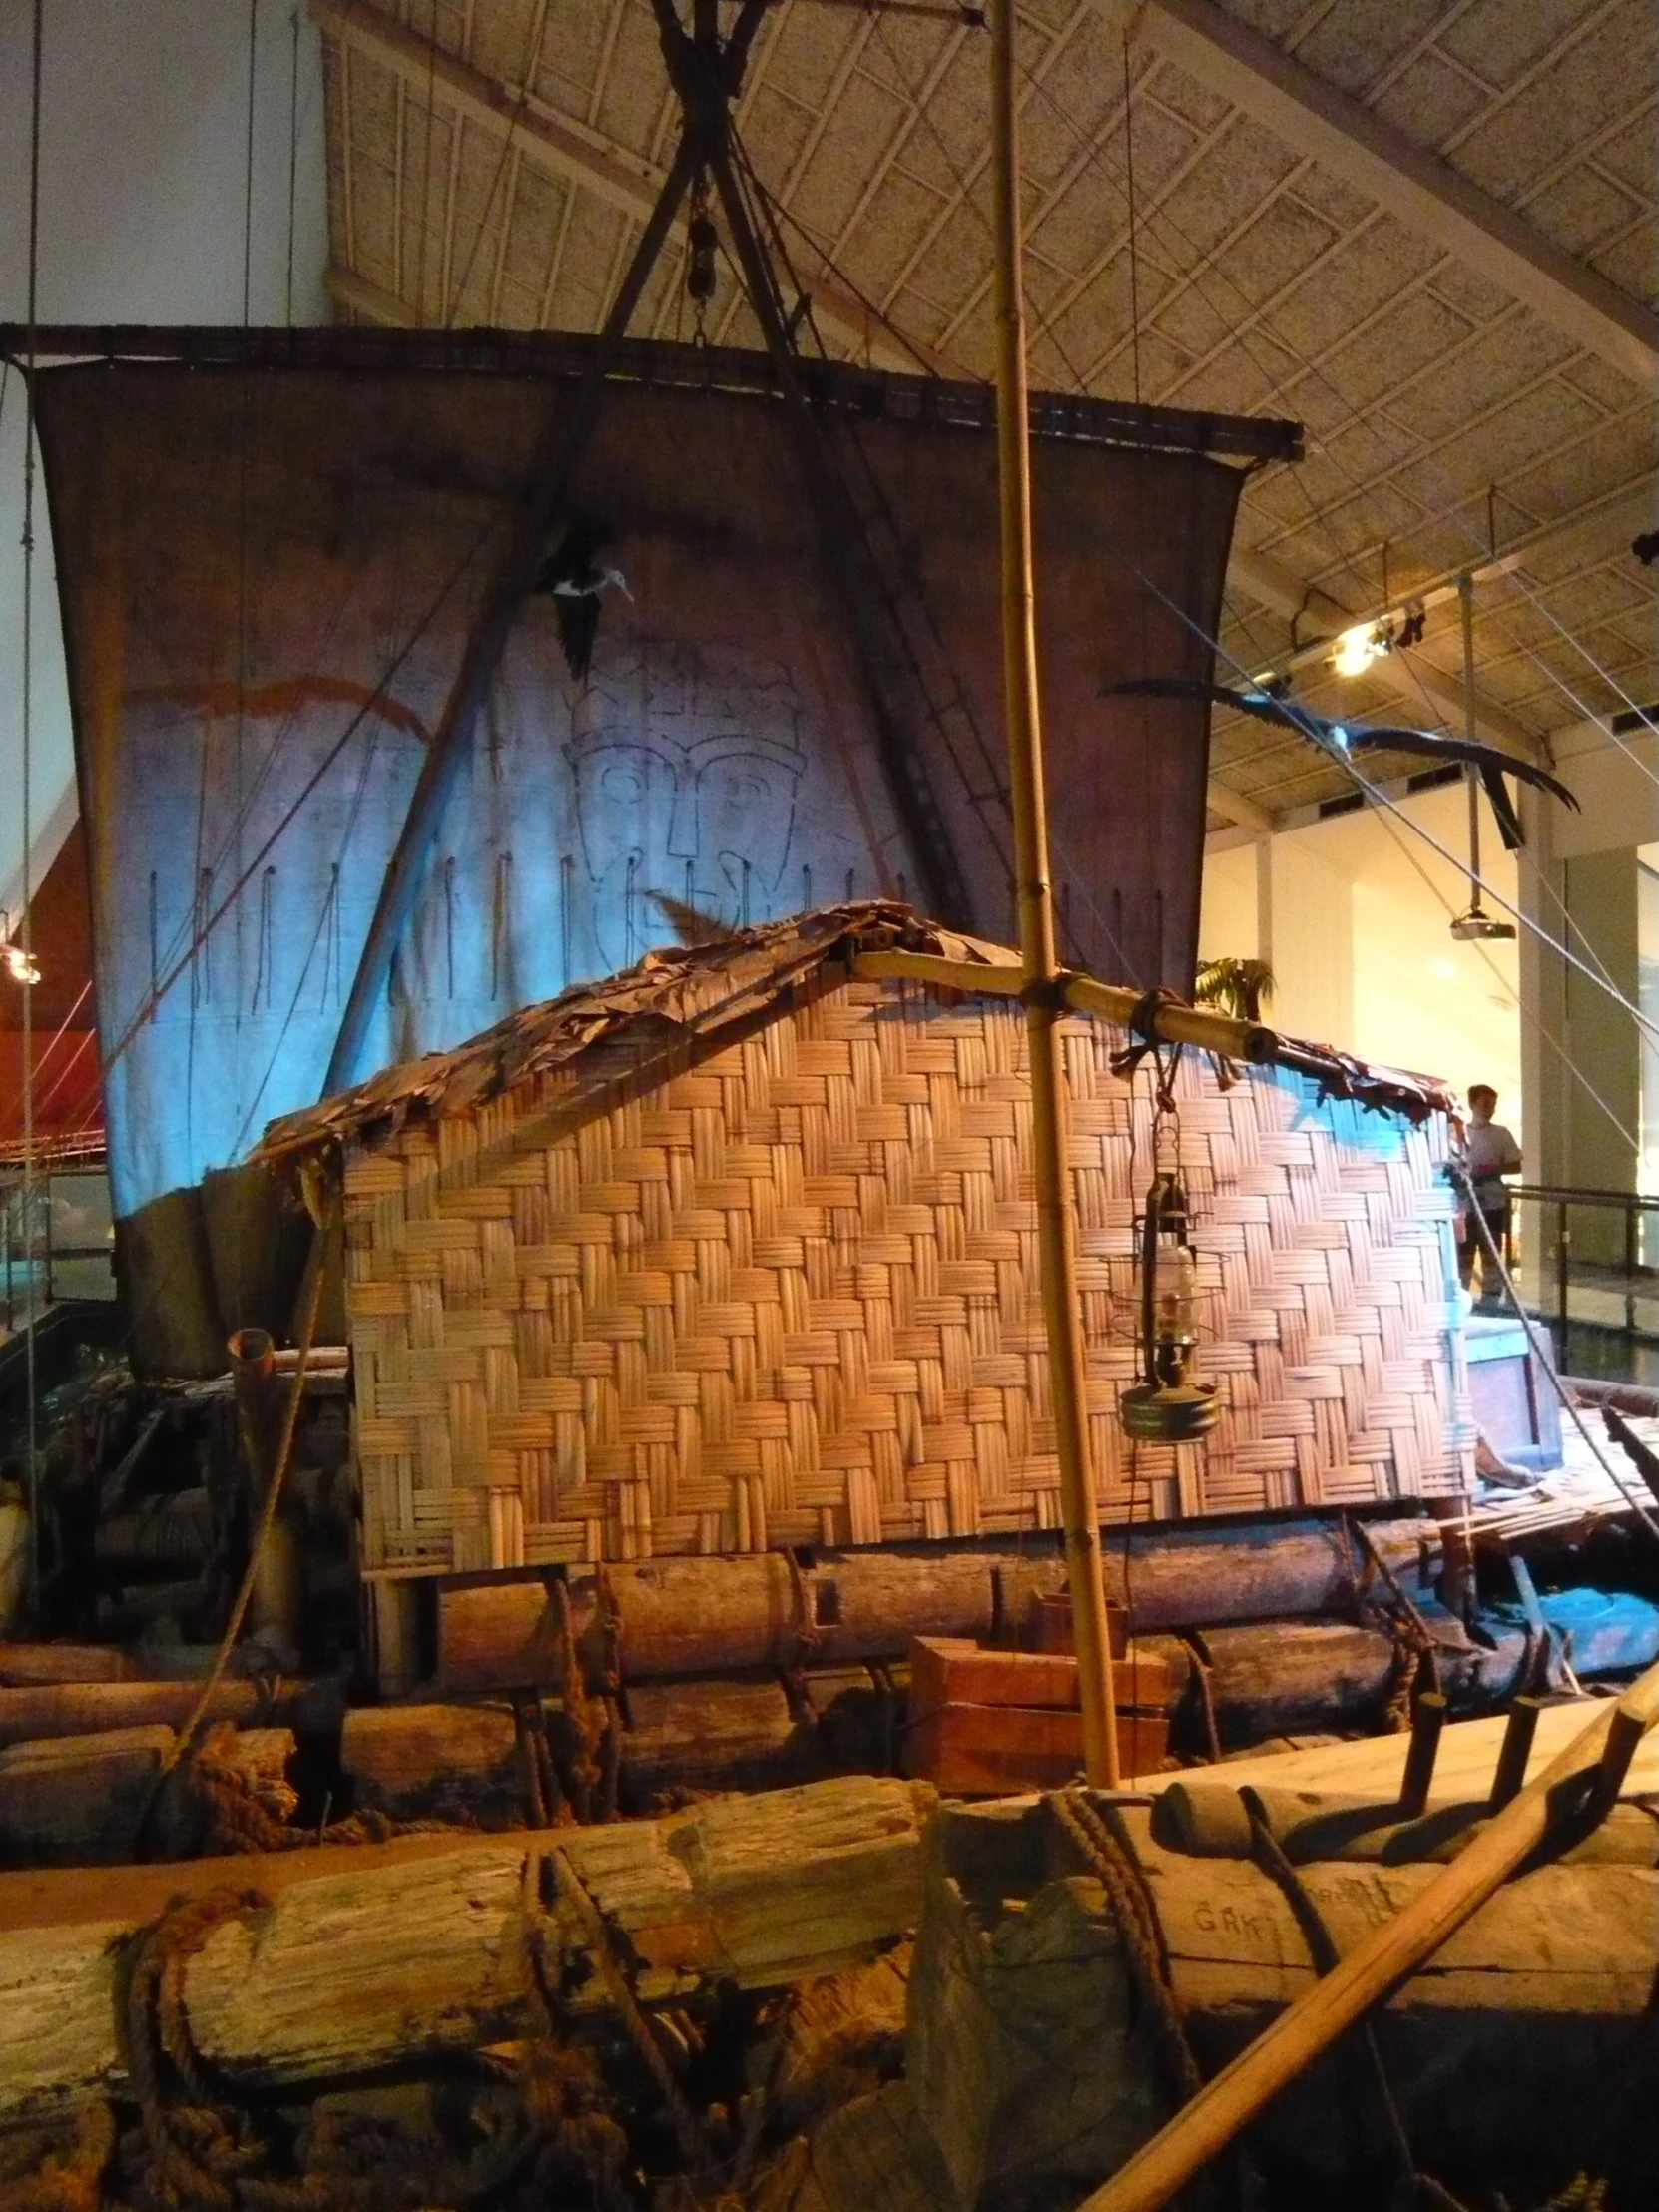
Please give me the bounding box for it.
[0,1165,117,1333]
[1506,1183,1659,1348]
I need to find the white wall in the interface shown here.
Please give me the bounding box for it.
[1520,724,1659,1193]
[1196,841,1257,966]
[1199,781,1523,1136]
[0,0,330,923]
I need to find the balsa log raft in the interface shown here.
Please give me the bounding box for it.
[343,1620,1588,1823]
[906,1796,1659,2210]
[0,1773,932,2125]
[431,1518,1431,1694]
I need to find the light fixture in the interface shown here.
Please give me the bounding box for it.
[1330,623,1389,679]
[1120,1169,1221,1443]
[0,939,38,986]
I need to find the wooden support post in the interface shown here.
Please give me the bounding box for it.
[1396,1691,1446,1819]
[229,1327,301,1655]
[1076,1658,1659,2212]
[1487,1697,1543,1811]
[988,0,1118,1787]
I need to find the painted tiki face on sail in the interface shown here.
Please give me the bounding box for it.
[566,641,807,968]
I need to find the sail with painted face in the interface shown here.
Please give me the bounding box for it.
[33,332,1279,1238]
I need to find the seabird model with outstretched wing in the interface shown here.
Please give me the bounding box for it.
[1104,677,1578,849]
[528,521,632,683]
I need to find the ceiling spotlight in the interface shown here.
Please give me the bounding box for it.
[1449,904,1516,942]
[1,942,40,985]
[1330,623,1389,679]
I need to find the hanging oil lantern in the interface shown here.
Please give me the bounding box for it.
[1120,1167,1221,1442]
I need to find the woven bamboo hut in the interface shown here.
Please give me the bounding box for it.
[257,905,1473,1589]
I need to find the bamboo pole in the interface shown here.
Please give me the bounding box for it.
[1075,1658,1659,2212]
[988,0,1118,1789]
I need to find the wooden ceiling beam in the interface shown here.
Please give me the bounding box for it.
[1205,780,1273,835]
[1136,0,1659,388]
[309,0,958,376]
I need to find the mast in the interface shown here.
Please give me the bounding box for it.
[988,0,1121,1787]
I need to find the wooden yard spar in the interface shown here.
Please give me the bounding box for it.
[988,0,1121,1790]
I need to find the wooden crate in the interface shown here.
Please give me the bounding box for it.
[1024,1591,1129,1657]
[904,1634,1170,1794]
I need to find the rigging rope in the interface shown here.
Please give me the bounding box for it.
[19,0,44,1608]
[285,6,298,326]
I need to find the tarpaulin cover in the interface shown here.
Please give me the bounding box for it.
[35,351,1241,1223]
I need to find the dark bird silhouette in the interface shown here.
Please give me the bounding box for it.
[1104,677,1579,850]
[528,521,631,682]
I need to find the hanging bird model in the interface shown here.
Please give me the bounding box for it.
[528,521,632,683]
[1103,677,1579,849]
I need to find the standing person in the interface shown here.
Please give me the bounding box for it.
[1459,1085,1522,1300]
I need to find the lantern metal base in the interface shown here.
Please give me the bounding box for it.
[1119,1381,1222,1444]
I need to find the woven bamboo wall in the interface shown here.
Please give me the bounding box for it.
[343,978,1472,1574]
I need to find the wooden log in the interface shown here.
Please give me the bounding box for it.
[0,1644,147,1686]
[0,1773,935,2124]
[910,1797,1659,2211]
[346,1619,1488,1830]
[342,1702,524,1828]
[1143,1695,1659,1807]
[431,1520,1430,1694]
[0,1676,340,1745]
[0,1725,296,1865]
[1003,1516,1427,1636]
[340,1674,901,1823]
[434,1549,998,1693]
[1081,1657,1659,2212]
[0,1727,174,1866]
[620,1675,822,1800]
[1151,1780,1659,1866]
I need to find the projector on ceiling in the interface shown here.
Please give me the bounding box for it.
[1449,906,1517,942]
